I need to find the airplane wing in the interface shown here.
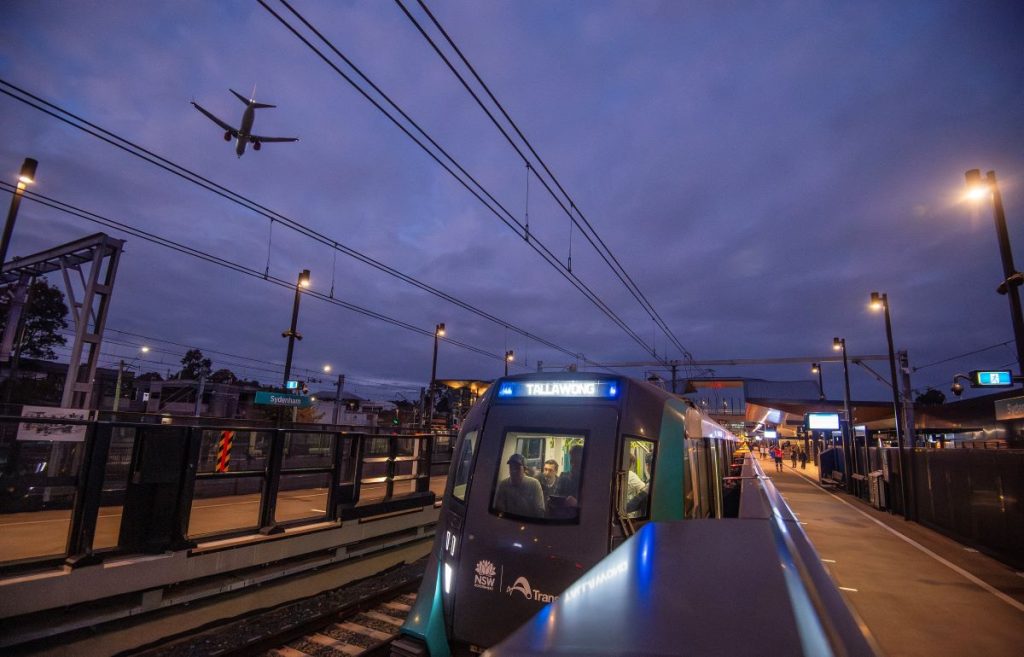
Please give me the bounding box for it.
[191,101,238,136]
[249,135,299,143]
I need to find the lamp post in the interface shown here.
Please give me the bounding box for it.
[427,323,445,428]
[1,158,38,267]
[965,169,1024,378]
[324,364,345,425]
[505,350,514,376]
[869,291,912,518]
[833,337,855,493]
[811,363,824,400]
[113,345,149,412]
[281,269,310,387]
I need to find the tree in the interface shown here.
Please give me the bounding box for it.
[915,388,946,405]
[0,280,69,360]
[179,348,212,379]
[210,368,238,384]
[136,371,163,382]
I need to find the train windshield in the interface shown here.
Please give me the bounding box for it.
[491,431,586,522]
[451,430,478,502]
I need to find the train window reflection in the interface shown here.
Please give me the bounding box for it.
[622,438,655,519]
[492,431,585,522]
[451,430,478,502]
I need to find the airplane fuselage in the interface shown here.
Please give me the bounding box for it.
[236,104,256,157]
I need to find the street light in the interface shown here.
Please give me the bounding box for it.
[1,158,38,266]
[281,269,310,387]
[833,337,856,493]
[870,291,912,519]
[427,323,445,428]
[965,169,1024,378]
[113,345,150,413]
[505,350,515,376]
[323,364,346,425]
[811,363,824,400]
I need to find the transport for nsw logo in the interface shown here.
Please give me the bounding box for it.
[506,575,557,603]
[474,560,497,591]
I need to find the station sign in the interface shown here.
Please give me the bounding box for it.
[970,370,1014,387]
[763,430,778,439]
[254,391,311,408]
[497,380,619,399]
[805,412,840,431]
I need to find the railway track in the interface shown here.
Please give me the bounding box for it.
[263,591,417,657]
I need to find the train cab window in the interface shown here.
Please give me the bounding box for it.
[492,431,586,522]
[622,438,655,519]
[451,430,478,502]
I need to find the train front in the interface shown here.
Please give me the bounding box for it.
[393,373,636,657]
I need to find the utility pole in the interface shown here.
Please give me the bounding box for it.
[899,351,917,520]
[332,373,345,425]
[194,368,208,417]
[113,360,125,413]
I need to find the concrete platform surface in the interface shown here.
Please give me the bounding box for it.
[765,462,1024,657]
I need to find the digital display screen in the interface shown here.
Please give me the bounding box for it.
[806,412,840,430]
[285,380,299,390]
[972,370,1013,386]
[763,430,778,439]
[497,380,619,399]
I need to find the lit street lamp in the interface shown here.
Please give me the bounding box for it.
[870,291,912,520]
[965,169,1024,378]
[811,362,824,400]
[427,323,445,427]
[833,337,855,493]
[505,350,514,376]
[113,345,149,413]
[281,269,310,387]
[1,158,38,266]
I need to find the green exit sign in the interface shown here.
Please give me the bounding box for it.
[970,370,1014,387]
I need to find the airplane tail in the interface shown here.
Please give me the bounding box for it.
[229,88,276,109]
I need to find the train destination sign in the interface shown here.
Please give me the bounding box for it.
[497,380,619,399]
[254,391,312,408]
[970,370,1013,387]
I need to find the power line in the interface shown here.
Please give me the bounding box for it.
[396,0,692,365]
[911,339,1015,373]
[256,1,662,362]
[2,182,512,365]
[0,78,590,365]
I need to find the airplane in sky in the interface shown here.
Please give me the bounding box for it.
[191,88,298,157]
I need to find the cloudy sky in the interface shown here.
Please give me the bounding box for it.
[1,1,1022,401]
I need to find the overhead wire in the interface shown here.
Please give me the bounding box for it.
[257,1,661,362]
[398,0,693,365]
[1,181,508,364]
[0,78,590,365]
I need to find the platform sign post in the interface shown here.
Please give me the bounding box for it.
[969,370,1014,387]
[216,430,234,473]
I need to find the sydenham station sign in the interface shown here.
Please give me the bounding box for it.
[254,391,312,408]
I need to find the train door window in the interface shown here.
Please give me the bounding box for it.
[492,431,586,522]
[451,430,478,502]
[621,438,655,519]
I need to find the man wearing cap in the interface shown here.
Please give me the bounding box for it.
[493,453,545,517]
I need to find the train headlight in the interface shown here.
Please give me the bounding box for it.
[444,562,454,595]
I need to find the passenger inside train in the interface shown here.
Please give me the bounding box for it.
[491,432,587,521]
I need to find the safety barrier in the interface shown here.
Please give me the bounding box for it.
[0,415,444,572]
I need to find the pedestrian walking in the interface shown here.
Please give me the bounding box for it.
[790,448,797,468]
[799,449,808,470]
[773,447,784,472]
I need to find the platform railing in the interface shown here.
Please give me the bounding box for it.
[744,455,879,656]
[0,415,439,574]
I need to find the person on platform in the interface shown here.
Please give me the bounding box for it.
[773,446,784,472]
[494,453,545,517]
[799,448,809,469]
[790,448,798,468]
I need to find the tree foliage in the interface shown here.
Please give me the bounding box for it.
[136,371,164,382]
[179,348,212,379]
[915,388,946,405]
[0,280,69,360]
[210,368,238,384]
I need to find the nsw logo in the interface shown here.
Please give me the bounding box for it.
[474,560,497,591]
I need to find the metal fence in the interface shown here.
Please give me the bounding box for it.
[911,448,1024,569]
[0,415,444,573]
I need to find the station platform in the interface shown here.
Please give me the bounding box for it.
[758,455,1024,657]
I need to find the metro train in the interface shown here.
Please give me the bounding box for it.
[392,372,739,657]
